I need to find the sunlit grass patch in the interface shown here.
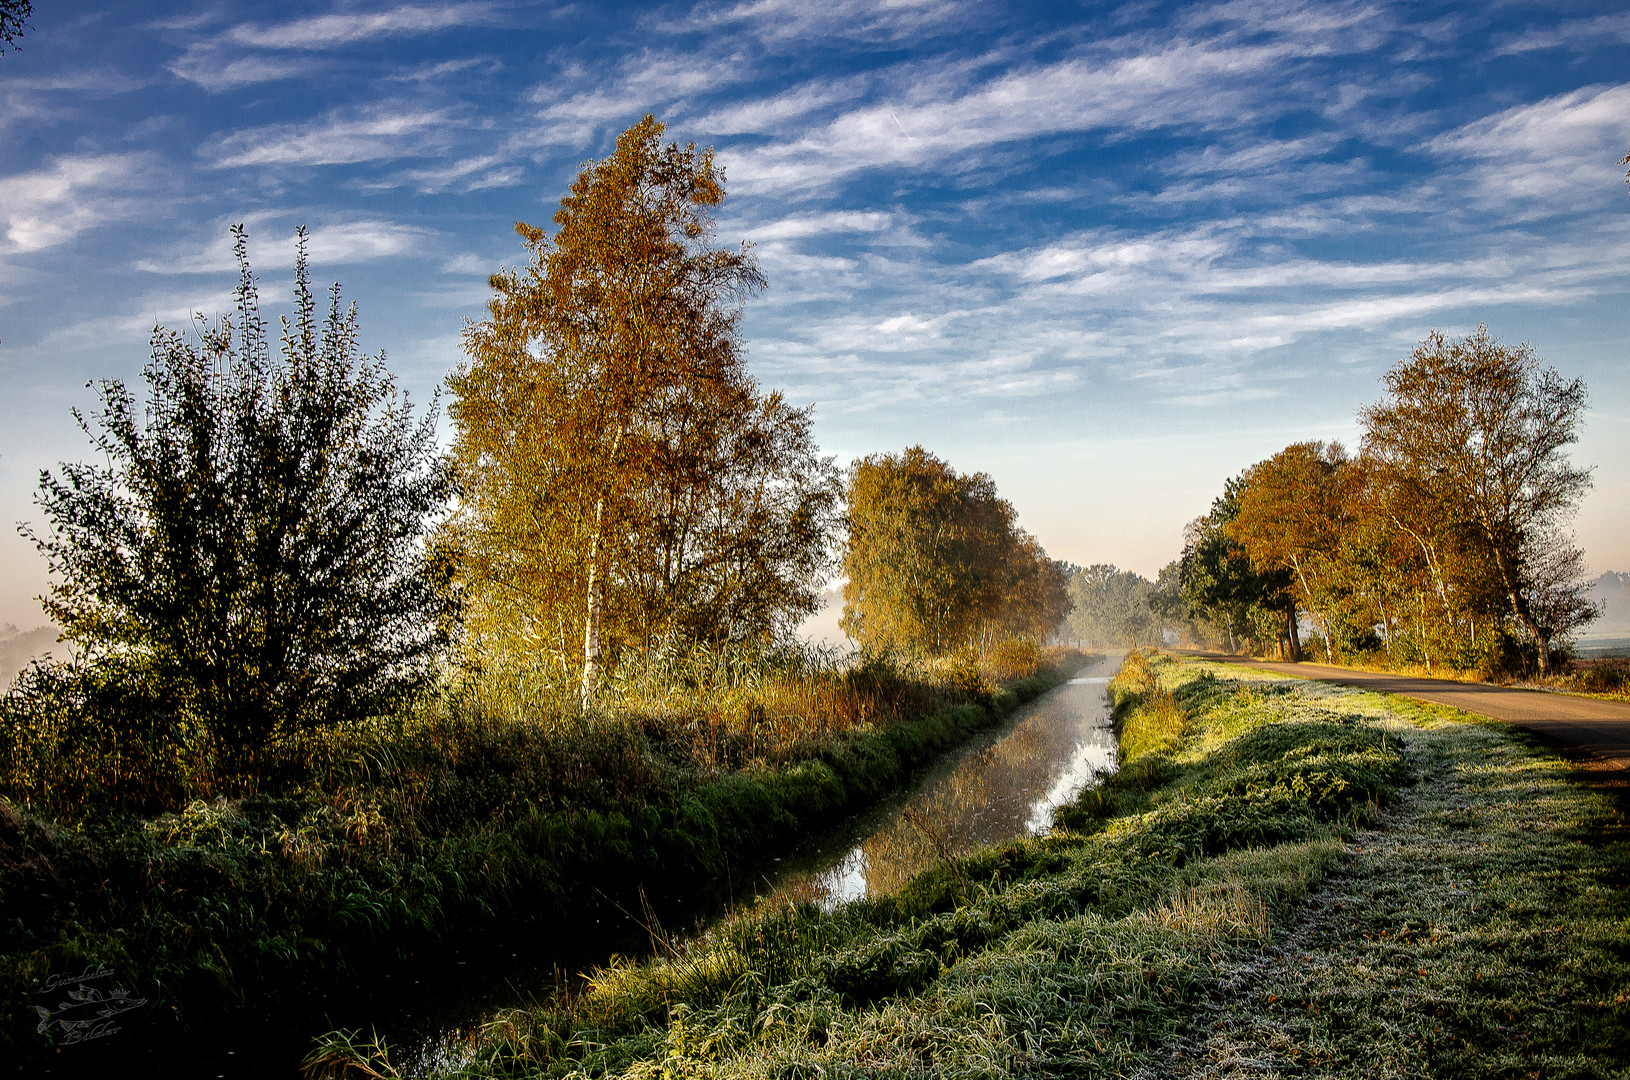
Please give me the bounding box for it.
[361,650,1630,1080]
[1136,661,1630,1080]
[345,654,1452,1078]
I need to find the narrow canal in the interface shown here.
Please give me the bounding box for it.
[754,653,1119,908]
[385,654,1121,1075]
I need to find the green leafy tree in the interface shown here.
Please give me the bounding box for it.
[995,535,1072,643]
[24,227,451,776]
[841,446,1065,653]
[1226,441,1361,661]
[1147,559,1215,647]
[1345,450,1511,669]
[1178,475,1297,657]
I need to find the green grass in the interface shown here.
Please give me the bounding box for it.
[343,652,1630,1080]
[2,648,1083,1070]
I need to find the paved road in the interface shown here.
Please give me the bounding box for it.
[1193,654,1630,787]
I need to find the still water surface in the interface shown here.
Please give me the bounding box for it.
[752,654,1118,908]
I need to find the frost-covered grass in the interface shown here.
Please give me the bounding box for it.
[304,653,1630,1079]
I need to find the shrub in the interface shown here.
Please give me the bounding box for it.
[1572,659,1629,696]
[981,636,1041,682]
[22,227,450,789]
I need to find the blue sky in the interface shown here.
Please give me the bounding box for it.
[2,0,1628,631]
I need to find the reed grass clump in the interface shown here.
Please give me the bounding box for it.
[1562,658,1630,698]
[1108,648,1187,763]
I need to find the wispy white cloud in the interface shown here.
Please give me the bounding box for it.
[702,0,1402,192]
[0,70,151,137]
[659,0,969,47]
[1428,84,1630,213]
[1491,12,1630,56]
[167,47,317,91]
[386,55,503,82]
[0,69,149,94]
[203,104,457,167]
[690,76,869,136]
[977,227,1233,286]
[365,154,525,193]
[0,154,158,254]
[1173,0,1386,42]
[440,253,490,274]
[1125,159,1374,208]
[718,40,1330,191]
[524,49,755,147]
[748,210,901,241]
[227,3,500,50]
[26,288,241,359]
[739,196,1629,414]
[167,4,503,90]
[1168,134,1344,177]
[134,220,433,274]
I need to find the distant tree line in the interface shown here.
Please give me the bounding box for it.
[1175,326,1595,675]
[1063,565,1156,649]
[1060,327,1599,675]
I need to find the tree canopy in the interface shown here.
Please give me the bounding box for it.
[1225,441,1360,661]
[447,116,839,701]
[1177,475,1298,657]
[1359,325,1592,673]
[26,227,451,772]
[841,446,1068,653]
[1182,326,1596,674]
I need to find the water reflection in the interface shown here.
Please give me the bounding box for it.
[769,662,1117,908]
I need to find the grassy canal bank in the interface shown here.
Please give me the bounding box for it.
[3,647,1085,1072]
[352,652,1630,1079]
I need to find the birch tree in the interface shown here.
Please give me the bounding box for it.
[448,116,835,703]
[1360,326,1593,674]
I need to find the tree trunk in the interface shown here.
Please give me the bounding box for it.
[581,496,606,708]
[1487,538,1549,676]
[1288,556,1332,662]
[1393,518,1456,627]
[1286,605,1302,662]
